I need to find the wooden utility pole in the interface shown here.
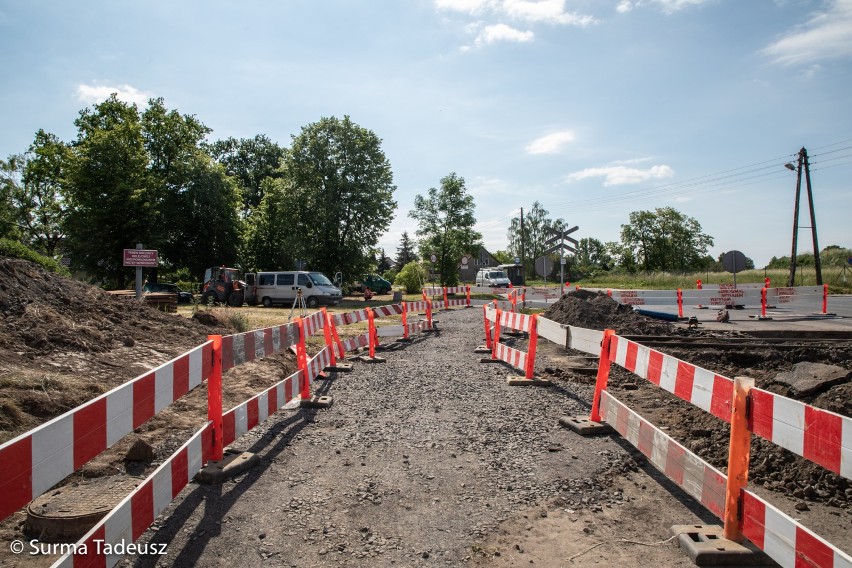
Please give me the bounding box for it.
[787,147,823,286]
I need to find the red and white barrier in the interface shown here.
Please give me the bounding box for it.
[53,422,214,568]
[483,305,539,379]
[610,335,734,422]
[0,342,212,522]
[221,323,299,371]
[600,391,727,519]
[741,490,852,568]
[223,370,303,446]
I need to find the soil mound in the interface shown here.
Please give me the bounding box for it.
[542,289,672,335]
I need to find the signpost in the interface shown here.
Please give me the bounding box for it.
[123,244,158,299]
[544,226,578,295]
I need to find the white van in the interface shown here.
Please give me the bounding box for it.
[476,268,511,288]
[245,271,342,308]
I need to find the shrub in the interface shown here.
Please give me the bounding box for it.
[394,261,426,294]
[0,238,70,276]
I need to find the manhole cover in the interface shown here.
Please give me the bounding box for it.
[25,476,142,542]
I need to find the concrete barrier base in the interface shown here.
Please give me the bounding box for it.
[356,355,387,363]
[507,376,552,386]
[300,395,333,408]
[480,357,503,363]
[671,525,773,566]
[196,450,259,484]
[474,345,492,353]
[324,363,353,373]
[559,416,613,436]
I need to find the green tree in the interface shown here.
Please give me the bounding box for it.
[0,155,24,241]
[575,237,612,273]
[394,260,427,293]
[394,231,418,270]
[619,207,714,272]
[409,172,482,286]
[63,95,151,287]
[207,134,285,215]
[17,131,72,257]
[506,201,552,280]
[241,178,301,271]
[270,116,396,278]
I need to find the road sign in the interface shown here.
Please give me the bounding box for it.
[123,249,158,267]
[534,256,552,278]
[430,254,437,263]
[721,250,748,274]
[461,256,469,266]
[514,256,520,264]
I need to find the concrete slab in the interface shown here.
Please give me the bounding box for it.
[300,395,333,409]
[196,451,259,484]
[670,525,773,566]
[355,355,387,363]
[507,376,552,386]
[773,362,850,397]
[324,363,353,373]
[558,416,613,436]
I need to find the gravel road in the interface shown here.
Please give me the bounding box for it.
[124,307,711,567]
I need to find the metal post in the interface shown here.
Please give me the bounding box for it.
[135,243,143,299]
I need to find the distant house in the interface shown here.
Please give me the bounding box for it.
[459,246,501,282]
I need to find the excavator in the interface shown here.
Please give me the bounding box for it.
[201,266,246,307]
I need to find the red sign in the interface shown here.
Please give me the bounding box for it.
[123,249,158,267]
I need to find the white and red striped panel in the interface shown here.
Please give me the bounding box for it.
[610,336,734,422]
[301,310,326,337]
[404,301,429,312]
[306,346,332,381]
[600,391,727,519]
[498,310,533,333]
[340,333,370,354]
[0,342,212,522]
[444,298,467,308]
[53,422,213,568]
[741,490,852,568]
[423,286,442,296]
[493,343,527,371]
[377,324,405,338]
[406,321,432,335]
[332,308,371,326]
[749,388,852,481]
[221,323,298,371]
[373,304,403,318]
[222,370,302,447]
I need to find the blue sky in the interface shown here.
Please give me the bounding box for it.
[1,0,850,268]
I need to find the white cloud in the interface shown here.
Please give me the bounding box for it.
[436,0,596,27]
[525,130,576,154]
[502,0,596,26]
[652,0,714,14]
[616,1,635,13]
[76,84,152,107]
[763,0,852,66]
[474,23,534,47]
[566,164,675,186]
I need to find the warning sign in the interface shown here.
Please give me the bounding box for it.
[123,249,158,267]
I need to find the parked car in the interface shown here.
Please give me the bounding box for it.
[357,274,392,294]
[475,269,511,288]
[143,282,193,303]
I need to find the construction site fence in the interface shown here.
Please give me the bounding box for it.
[482,305,538,379]
[0,301,438,567]
[482,312,851,567]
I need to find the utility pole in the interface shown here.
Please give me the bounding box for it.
[787,147,823,287]
[520,207,526,285]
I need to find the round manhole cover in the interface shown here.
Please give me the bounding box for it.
[25,476,142,542]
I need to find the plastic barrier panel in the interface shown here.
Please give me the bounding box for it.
[609,335,735,422]
[536,316,567,348]
[52,422,213,568]
[600,391,727,519]
[222,370,302,447]
[0,341,212,522]
[741,490,852,568]
[221,323,298,372]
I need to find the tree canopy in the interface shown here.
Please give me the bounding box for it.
[617,207,714,272]
[409,172,481,286]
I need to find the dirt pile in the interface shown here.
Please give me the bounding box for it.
[542,287,851,511]
[0,256,232,441]
[543,289,673,335]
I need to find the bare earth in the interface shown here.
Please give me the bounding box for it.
[0,258,849,567]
